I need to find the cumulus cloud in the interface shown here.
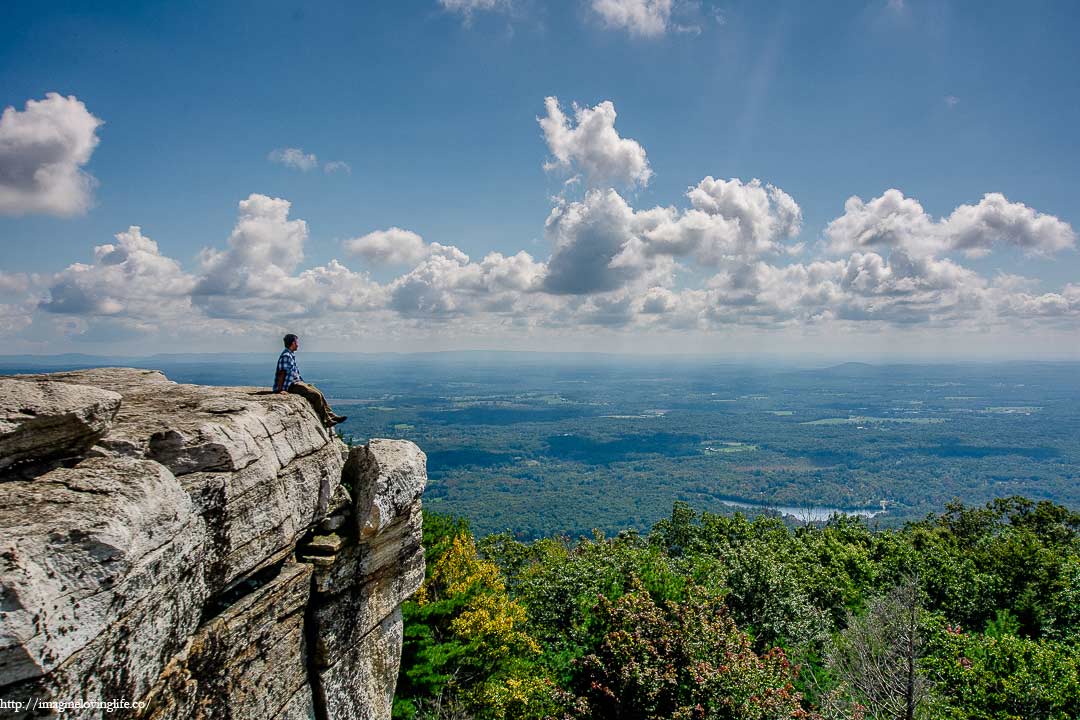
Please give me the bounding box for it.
[0,93,103,216]
[8,93,1080,349]
[826,189,1076,258]
[324,160,351,174]
[689,178,801,239]
[573,291,638,327]
[389,246,544,317]
[23,184,1049,339]
[833,251,986,323]
[190,194,384,320]
[0,272,30,296]
[650,249,991,329]
[0,304,33,334]
[268,147,319,172]
[539,97,652,188]
[542,176,803,295]
[291,260,386,316]
[345,227,430,266]
[677,176,801,260]
[639,286,680,314]
[439,0,511,22]
[542,189,675,294]
[42,226,195,318]
[825,190,937,256]
[589,0,672,36]
[194,194,309,315]
[995,283,1080,320]
[270,149,350,175]
[941,193,1076,257]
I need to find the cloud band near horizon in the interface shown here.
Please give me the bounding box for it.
[1,93,1077,354]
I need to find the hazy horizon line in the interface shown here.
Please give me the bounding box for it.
[2,350,1079,367]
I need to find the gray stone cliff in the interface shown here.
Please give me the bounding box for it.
[0,368,427,719]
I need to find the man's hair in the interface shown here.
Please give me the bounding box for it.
[283,334,298,348]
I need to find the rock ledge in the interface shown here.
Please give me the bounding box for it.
[0,368,426,720]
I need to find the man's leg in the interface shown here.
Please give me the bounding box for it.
[287,381,336,426]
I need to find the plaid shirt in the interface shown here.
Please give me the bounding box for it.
[274,349,302,392]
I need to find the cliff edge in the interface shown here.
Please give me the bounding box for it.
[0,368,426,720]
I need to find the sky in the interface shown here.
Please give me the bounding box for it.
[1,0,1078,359]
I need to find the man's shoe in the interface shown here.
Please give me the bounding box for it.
[330,415,347,425]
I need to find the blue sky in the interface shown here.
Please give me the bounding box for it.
[1,0,1078,357]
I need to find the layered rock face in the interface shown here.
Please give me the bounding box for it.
[0,369,426,720]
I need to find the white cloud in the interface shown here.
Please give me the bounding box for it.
[324,160,352,174]
[590,0,673,37]
[574,291,637,327]
[640,286,679,314]
[545,177,803,295]
[833,251,987,323]
[344,227,430,266]
[477,250,546,292]
[825,189,1076,258]
[945,95,960,108]
[825,189,938,256]
[0,304,33,334]
[661,249,990,329]
[995,283,1080,320]
[190,194,385,320]
[439,0,511,22]
[7,88,1080,351]
[12,181,1077,350]
[539,97,652,188]
[34,195,385,333]
[0,93,103,217]
[542,188,675,294]
[42,226,195,318]
[293,260,387,316]
[0,272,30,296]
[269,149,350,175]
[389,246,544,317]
[699,260,842,326]
[681,176,802,259]
[941,193,1076,257]
[268,147,319,172]
[194,194,311,316]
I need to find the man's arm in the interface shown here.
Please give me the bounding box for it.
[275,369,287,394]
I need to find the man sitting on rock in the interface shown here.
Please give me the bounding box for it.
[274,334,347,428]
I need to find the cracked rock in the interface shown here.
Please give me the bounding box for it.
[0,378,121,475]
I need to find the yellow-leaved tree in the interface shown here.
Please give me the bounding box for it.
[398,532,566,720]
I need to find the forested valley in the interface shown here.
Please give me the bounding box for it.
[394,497,1080,720]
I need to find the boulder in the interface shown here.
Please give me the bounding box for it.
[11,367,346,592]
[181,439,344,588]
[306,441,427,720]
[318,608,404,720]
[12,368,330,475]
[0,378,120,475]
[137,562,313,720]
[343,439,427,539]
[304,503,424,667]
[309,547,424,668]
[0,370,425,720]
[0,456,208,700]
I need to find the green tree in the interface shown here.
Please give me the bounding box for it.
[571,577,816,720]
[395,513,561,720]
[923,618,1080,720]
